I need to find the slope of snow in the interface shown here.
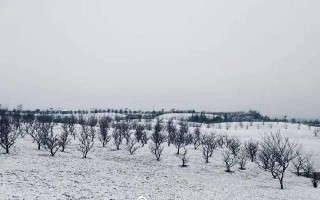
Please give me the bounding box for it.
[1,122,320,200]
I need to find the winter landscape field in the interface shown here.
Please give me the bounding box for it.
[1,112,320,200]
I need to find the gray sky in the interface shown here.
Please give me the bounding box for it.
[1,0,320,119]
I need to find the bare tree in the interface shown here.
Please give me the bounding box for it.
[0,112,19,154]
[98,116,112,147]
[237,147,247,170]
[134,124,145,143]
[59,123,71,152]
[259,132,300,189]
[125,137,141,155]
[78,124,94,158]
[227,137,241,156]
[112,128,122,150]
[42,130,61,156]
[293,152,310,176]
[222,149,237,172]
[192,126,201,149]
[67,115,77,140]
[173,122,188,154]
[303,157,315,178]
[166,118,176,146]
[88,116,98,142]
[200,133,216,163]
[245,139,259,162]
[216,135,224,148]
[177,147,189,167]
[149,119,166,161]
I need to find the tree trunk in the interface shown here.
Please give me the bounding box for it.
[37,142,41,150]
[6,146,9,154]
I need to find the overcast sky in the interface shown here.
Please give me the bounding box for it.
[0,0,319,119]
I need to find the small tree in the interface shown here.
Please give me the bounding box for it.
[42,131,61,156]
[173,122,188,154]
[177,147,189,167]
[227,137,241,156]
[0,113,19,154]
[166,118,176,146]
[222,149,237,172]
[293,152,309,176]
[112,128,122,150]
[149,119,166,161]
[237,147,247,170]
[78,125,94,158]
[134,124,145,143]
[98,116,111,147]
[303,157,315,178]
[200,133,216,163]
[59,123,71,152]
[125,137,141,155]
[88,116,98,142]
[216,135,224,148]
[259,132,300,189]
[192,126,201,149]
[245,139,259,162]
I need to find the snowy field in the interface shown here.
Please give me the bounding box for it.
[1,120,320,200]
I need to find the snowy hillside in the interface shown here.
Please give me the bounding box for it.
[1,122,320,200]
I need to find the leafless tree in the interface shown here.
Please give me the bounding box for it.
[78,124,94,158]
[216,135,225,148]
[166,118,176,146]
[200,133,216,163]
[192,126,201,149]
[293,152,310,176]
[112,128,122,150]
[225,123,231,130]
[125,137,141,155]
[227,137,241,156]
[88,116,98,142]
[42,130,61,156]
[173,122,189,154]
[222,149,237,172]
[0,113,19,154]
[303,156,315,178]
[59,123,71,152]
[259,132,300,189]
[98,116,112,147]
[245,139,259,162]
[149,119,166,161]
[67,115,77,139]
[237,147,247,170]
[177,147,189,167]
[134,124,145,143]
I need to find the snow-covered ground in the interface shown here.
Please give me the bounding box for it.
[1,122,320,200]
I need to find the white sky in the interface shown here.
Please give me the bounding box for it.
[0,0,320,119]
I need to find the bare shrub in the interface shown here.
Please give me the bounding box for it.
[293,152,310,176]
[42,130,60,156]
[0,112,19,154]
[304,157,315,178]
[149,119,166,161]
[216,135,224,148]
[222,149,237,172]
[59,123,71,152]
[88,116,98,141]
[227,137,241,156]
[237,147,247,170]
[192,126,201,149]
[125,137,141,155]
[134,124,145,143]
[313,128,320,137]
[177,147,189,167]
[259,132,300,189]
[166,118,176,146]
[98,116,112,147]
[112,128,122,150]
[200,133,216,163]
[245,139,259,162]
[78,125,94,158]
[173,121,188,154]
